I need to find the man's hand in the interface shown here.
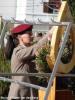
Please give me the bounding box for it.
[35,51,39,56]
[49,26,55,35]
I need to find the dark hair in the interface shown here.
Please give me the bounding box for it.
[5,27,32,60]
[5,35,15,60]
[38,33,42,37]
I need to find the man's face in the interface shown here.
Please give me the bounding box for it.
[18,31,34,46]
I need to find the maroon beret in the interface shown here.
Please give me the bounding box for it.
[11,24,33,34]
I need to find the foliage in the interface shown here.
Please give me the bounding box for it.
[65,0,75,94]
[67,0,75,22]
[0,20,11,95]
[34,40,51,86]
[63,0,75,22]
[0,46,11,73]
[35,40,51,73]
[0,46,11,94]
[61,36,72,64]
[59,35,75,94]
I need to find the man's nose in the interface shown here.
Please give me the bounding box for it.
[30,35,34,41]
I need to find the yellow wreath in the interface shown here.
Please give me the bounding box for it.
[46,1,75,73]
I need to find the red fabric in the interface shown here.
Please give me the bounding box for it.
[11,24,33,34]
[55,1,61,9]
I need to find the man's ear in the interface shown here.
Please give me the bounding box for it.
[17,35,21,40]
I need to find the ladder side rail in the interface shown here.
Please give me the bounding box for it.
[44,23,72,100]
[4,18,75,26]
[0,72,75,77]
[0,76,46,91]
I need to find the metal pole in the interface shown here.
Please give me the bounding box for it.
[3,19,75,27]
[0,77,46,91]
[44,23,72,100]
[0,72,51,76]
[0,22,8,51]
[32,30,49,32]
[0,72,75,77]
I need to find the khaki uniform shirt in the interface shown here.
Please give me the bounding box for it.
[8,33,50,100]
